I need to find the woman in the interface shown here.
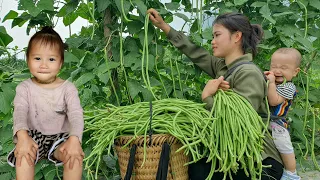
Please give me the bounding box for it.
[147,8,283,180]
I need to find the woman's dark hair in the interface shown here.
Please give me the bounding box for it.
[26,26,65,63]
[213,12,263,57]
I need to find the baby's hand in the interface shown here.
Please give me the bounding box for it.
[264,71,276,83]
[59,136,84,169]
[14,130,38,167]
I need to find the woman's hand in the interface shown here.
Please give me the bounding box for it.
[202,76,228,100]
[14,130,38,167]
[59,136,84,169]
[218,79,230,91]
[147,8,171,35]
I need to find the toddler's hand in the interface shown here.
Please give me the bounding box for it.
[264,71,276,83]
[59,136,84,169]
[14,130,38,167]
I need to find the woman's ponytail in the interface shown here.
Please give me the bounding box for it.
[250,24,264,57]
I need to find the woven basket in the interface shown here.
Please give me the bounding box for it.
[114,134,189,180]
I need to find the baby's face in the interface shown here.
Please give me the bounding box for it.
[27,43,62,84]
[270,52,300,84]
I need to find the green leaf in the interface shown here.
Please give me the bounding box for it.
[0,163,13,173]
[278,25,300,37]
[175,90,184,98]
[124,52,140,67]
[91,84,99,94]
[259,5,271,16]
[77,3,92,21]
[191,33,203,44]
[259,5,276,24]
[63,12,78,26]
[115,0,131,17]
[98,72,110,84]
[0,26,13,47]
[128,81,141,99]
[11,12,30,27]
[165,2,180,10]
[145,54,155,71]
[0,92,11,114]
[127,21,144,34]
[263,15,276,24]
[164,14,173,24]
[0,124,12,143]
[18,0,33,10]
[258,44,276,50]
[74,73,95,87]
[0,172,11,179]
[292,108,305,117]
[34,171,43,180]
[43,166,57,180]
[124,37,139,52]
[269,1,280,5]
[149,77,161,87]
[190,19,198,33]
[263,30,273,39]
[64,51,80,63]
[310,0,320,10]
[96,0,112,12]
[250,2,266,7]
[138,27,154,46]
[29,8,41,17]
[141,88,153,101]
[273,12,294,17]
[280,36,294,47]
[77,52,88,68]
[37,0,54,11]
[65,0,80,14]
[108,62,120,70]
[81,89,92,106]
[297,0,308,8]
[173,13,190,22]
[2,10,18,22]
[34,161,43,176]
[202,27,212,40]
[69,67,82,81]
[97,60,119,73]
[234,0,248,6]
[97,64,108,75]
[132,0,147,15]
[65,37,86,48]
[2,82,16,104]
[225,2,234,7]
[294,36,313,51]
[308,93,318,102]
[57,5,67,17]
[103,155,117,169]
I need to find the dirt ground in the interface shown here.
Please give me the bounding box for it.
[298,170,320,179]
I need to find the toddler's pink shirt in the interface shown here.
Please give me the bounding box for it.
[13,79,84,143]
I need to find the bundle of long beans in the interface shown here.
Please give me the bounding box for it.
[205,89,268,180]
[84,98,215,179]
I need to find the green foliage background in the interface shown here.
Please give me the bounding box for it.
[0,0,319,179]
